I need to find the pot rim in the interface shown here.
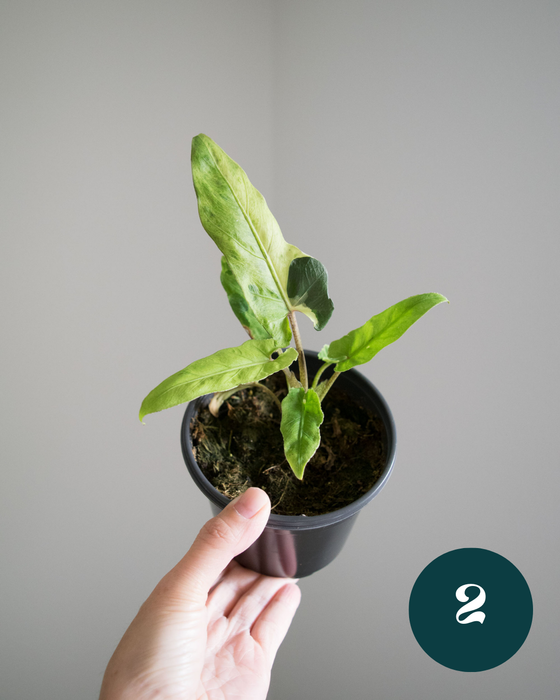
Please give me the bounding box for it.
[181,351,397,531]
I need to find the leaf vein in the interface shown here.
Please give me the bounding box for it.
[202,140,291,310]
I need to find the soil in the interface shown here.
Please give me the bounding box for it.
[190,371,388,516]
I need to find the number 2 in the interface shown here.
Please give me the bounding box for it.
[456,583,486,624]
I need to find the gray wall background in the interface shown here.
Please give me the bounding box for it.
[1,1,558,698]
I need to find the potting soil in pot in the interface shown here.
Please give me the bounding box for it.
[190,372,388,516]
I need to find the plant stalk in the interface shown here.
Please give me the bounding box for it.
[317,370,341,401]
[311,361,332,390]
[209,382,282,416]
[276,348,301,390]
[288,311,308,390]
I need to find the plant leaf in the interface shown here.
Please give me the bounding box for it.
[139,339,298,421]
[192,134,306,345]
[219,256,272,339]
[280,387,324,479]
[318,344,345,364]
[287,256,334,331]
[323,293,448,372]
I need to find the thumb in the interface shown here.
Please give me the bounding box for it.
[166,488,271,601]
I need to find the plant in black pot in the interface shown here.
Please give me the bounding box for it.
[140,134,447,578]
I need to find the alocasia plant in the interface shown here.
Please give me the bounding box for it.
[140,134,447,479]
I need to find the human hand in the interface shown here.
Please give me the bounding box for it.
[100,488,301,700]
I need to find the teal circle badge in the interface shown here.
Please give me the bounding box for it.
[409,548,532,672]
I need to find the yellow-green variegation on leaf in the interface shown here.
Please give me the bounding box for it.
[219,256,271,340]
[139,339,297,421]
[192,134,333,344]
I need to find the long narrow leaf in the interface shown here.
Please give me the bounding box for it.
[280,388,324,479]
[321,293,448,372]
[139,340,297,421]
[192,134,300,344]
[192,135,334,340]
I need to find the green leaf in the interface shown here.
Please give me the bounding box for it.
[318,344,345,364]
[219,256,272,340]
[323,293,448,372]
[287,256,334,331]
[280,388,324,479]
[139,339,298,421]
[192,134,306,345]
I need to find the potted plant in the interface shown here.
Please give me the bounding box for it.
[140,134,447,577]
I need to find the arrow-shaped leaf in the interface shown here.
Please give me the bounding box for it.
[192,134,302,345]
[139,339,297,421]
[322,293,448,372]
[280,387,324,479]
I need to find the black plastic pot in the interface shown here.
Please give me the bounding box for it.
[181,351,397,578]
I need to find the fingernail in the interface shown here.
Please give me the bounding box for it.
[231,488,269,519]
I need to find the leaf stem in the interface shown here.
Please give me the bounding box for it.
[317,371,341,402]
[209,382,282,416]
[311,361,332,390]
[276,348,301,390]
[288,311,308,390]
[253,383,283,412]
